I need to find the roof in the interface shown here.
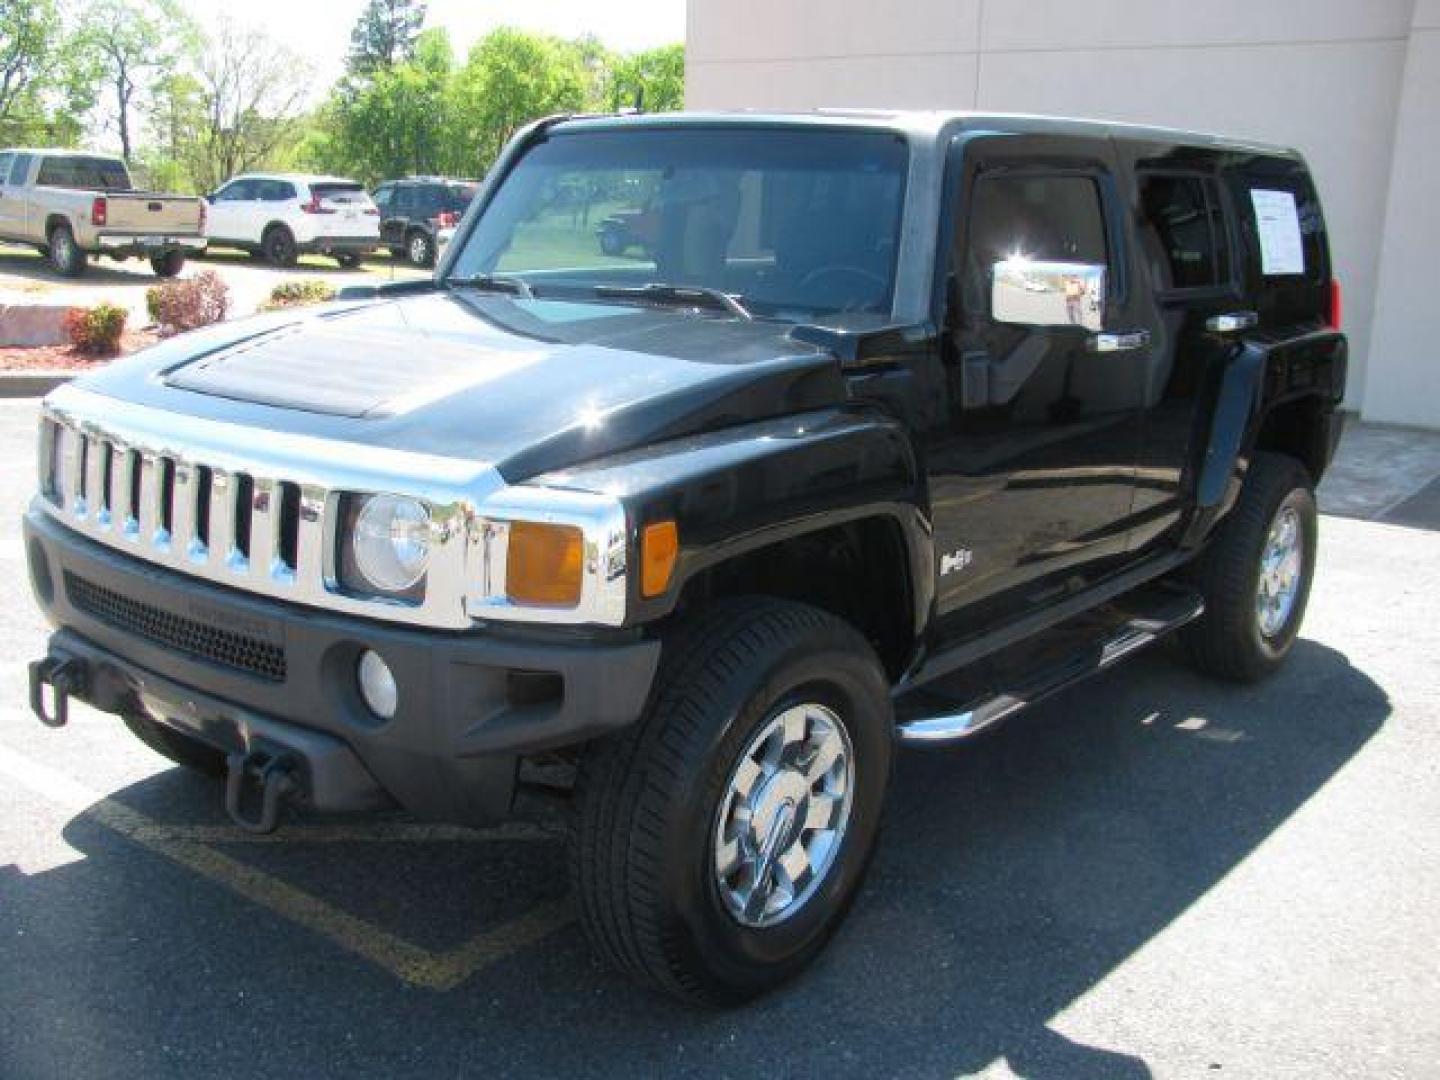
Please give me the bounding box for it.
[227,173,364,185]
[0,148,126,160]
[553,109,1299,158]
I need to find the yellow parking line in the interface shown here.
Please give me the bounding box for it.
[0,743,573,989]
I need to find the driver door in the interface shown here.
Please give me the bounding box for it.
[927,133,1151,643]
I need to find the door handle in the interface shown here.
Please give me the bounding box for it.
[1087,329,1151,353]
[1205,311,1258,333]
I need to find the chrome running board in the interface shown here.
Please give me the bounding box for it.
[895,588,1204,746]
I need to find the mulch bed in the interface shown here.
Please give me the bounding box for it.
[0,329,161,371]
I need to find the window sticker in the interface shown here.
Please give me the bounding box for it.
[1249,188,1305,276]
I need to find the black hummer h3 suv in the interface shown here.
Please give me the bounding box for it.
[25,111,1347,1004]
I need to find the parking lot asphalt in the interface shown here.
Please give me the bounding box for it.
[0,397,1437,1079]
[0,246,428,325]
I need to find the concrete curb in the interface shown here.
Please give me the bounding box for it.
[0,371,74,398]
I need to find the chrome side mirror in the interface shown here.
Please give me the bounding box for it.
[991,258,1105,332]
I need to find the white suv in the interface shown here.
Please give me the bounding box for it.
[203,173,380,267]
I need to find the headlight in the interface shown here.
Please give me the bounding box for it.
[341,493,431,599]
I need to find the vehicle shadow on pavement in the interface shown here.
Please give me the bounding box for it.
[0,639,1387,1079]
[0,249,161,288]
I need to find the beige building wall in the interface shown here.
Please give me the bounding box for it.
[686,0,1433,424]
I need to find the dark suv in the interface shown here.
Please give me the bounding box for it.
[371,176,478,267]
[26,112,1346,1005]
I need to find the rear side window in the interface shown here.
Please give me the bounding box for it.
[1139,174,1230,290]
[311,182,366,203]
[447,184,477,211]
[36,155,130,191]
[0,153,12,182]
[9,153,34,185]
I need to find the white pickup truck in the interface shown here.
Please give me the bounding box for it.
[0,149,207,278]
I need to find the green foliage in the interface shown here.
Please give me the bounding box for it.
[64,303,128,355]
[348,0,427,77]
[259,280,336,311]
[605,44,685,113]
[148,271,230,334]
[0,0,98,145]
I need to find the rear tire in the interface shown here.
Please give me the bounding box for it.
[149,250,186,277]
[123,713,226,776]
[47,223,87,277]
[572,598,893,1005]
[262,225,298,267]
[1179,451,1317,682]
[334,252,362,269]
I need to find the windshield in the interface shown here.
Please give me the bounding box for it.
[448,127,909,320]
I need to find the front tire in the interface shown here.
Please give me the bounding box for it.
[572,598,893,1005]
[1179,451,1318,682]
[47,223,87,277]
[334,252,362,269]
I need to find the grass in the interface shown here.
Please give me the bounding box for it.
[497,206,650,273]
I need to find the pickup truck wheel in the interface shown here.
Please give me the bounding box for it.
[572,598,893,1005]
[262,225,298,267]
[47,223,87,277]
[149,251,186,278]
[334,252,362,268]
[1179,451,1317,682]
[122,713,226,777]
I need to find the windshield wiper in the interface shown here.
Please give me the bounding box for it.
[591,283,752,321]
[448,273,534,299]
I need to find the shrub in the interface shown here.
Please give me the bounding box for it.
[258,279,336,311]
[145,285,162,325]
[64,303,128,356]
[150,270,230,334]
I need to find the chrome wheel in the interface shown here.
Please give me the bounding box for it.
[712,702,854,928]
[408,234,431,265]
[1256,503,1304,638]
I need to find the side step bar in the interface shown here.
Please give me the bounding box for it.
[896,590,1204,746]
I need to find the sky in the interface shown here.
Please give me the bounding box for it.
[181,0,687,91]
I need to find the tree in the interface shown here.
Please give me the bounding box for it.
[449,28,588,168]
[606,45,684,113]
[328,28,455,182]
[347,0,427,77]
[78,0,197,162]
[186,21,312,190]
[0,0,98,145]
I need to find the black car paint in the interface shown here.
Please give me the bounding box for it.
[28,113,1347,826]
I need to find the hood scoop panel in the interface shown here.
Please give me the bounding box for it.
[164,320,532,418]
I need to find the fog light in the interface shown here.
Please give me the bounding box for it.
[357,649,397,719]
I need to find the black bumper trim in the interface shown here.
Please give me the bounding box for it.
[26,507,662,825]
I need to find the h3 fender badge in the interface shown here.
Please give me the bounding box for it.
[940,548,974,576]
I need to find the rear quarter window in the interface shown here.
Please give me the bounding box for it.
[1225,157,1330,325]
[1138,173,1231,291]
[311,182,367,203]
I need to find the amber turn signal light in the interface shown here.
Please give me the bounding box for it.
[506,521,584,606]
[641,520,678,598]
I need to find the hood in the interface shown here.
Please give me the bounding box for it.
[75,290,848,481]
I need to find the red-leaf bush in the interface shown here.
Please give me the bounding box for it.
[63,303,128,355]
[148,270,230,334]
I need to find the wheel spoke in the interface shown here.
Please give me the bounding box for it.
[731,755,762,797]
[777,843,811,886]
[779,708,808,748]
[715,835,743,877]
[804,732,843,784]
[803,792,841,832]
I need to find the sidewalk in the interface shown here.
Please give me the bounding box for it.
[1319,419,1440,529]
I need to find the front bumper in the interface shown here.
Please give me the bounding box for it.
[25,508,661,825]
[95,234,207,255]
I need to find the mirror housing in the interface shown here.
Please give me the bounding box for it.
[991,258,1105,332]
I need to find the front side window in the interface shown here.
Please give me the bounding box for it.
[9,153,30,185]
[1139,174,1229,290]
[959,173,1109,320]
[216,179,255,202]
[449,127,910,320]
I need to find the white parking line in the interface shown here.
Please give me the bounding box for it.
[0,741,574,989]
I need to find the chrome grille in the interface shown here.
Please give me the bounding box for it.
[36,385,504,629]
[43,418,319,589]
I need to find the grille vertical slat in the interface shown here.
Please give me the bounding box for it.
[137,453,162,545]
[208,469,236,566]
[84,434,105,520]
[295,484,326,586]
[248,476,278,576]
[111,444,136,536]
[59,425,83,511]
[172,463,197,556]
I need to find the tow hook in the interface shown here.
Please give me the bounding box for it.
[224,749,299,834]
[29,656,88,728]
